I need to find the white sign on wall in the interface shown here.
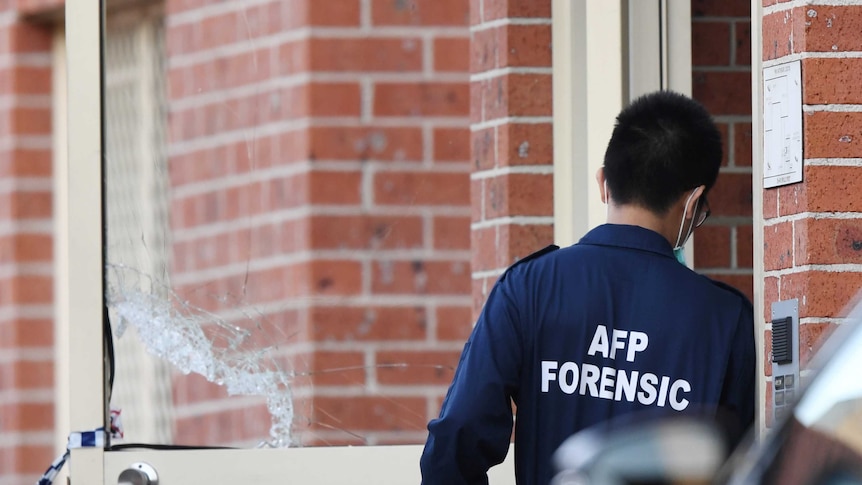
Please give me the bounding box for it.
[762,60,803,189]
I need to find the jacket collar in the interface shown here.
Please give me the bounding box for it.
[578,224,676,259]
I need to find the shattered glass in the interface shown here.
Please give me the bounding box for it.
[101,2,471,449]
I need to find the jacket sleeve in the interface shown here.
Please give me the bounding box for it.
[420,274,524,485]
[719,296,756,445]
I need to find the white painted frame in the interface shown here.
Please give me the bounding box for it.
[61,1,514,483]
[552,0,693,263]
[750,0,766,437]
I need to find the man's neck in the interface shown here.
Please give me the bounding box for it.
[606,204,678,247]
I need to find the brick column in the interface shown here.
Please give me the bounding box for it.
[166,0,471,447]
[692,0,754,301]
[761,2,862,426]
[0,13,56,482]
[470,0,554,320]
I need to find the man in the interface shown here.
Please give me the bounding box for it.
[419,91,755,485]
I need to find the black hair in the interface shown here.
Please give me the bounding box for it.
[602,90,722,215]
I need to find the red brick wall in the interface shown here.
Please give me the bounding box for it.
[0,10,56,483]
[692,0,755,301]
[165,0,471,446]
[761,2,862,426]
[469,0,554,320]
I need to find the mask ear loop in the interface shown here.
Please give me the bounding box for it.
[673,190,699,249]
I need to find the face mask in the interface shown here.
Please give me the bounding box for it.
[672,190,700,264]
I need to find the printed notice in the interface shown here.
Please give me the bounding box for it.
[763,60,803,189]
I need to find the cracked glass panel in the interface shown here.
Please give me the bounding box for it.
[103,1,472,448]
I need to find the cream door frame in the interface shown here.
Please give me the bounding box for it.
[750,0,766,437]
[552,0,693,266]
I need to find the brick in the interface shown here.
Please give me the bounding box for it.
[10,107,50,135]
[735,21,752,66]
[275,39,312,76]
[692,71,751,116]
[692,0,749,17]
[737,224,754,268]
[307,351,366,386]
[481,74,553,121]
[0,359,53,390]
[434,127,470,162]
[504,24,552,68]
[704,273,754,302]
[0,319,52,348]
[733,122,753,167]
[709,172,752,217]
[436,305,473,341]
[800,6,862,53]
[0,444,53,475]
[374,82,470,117]
[692,22,731,67]
[310,37,423,72]
[310,215,424,250]
[308,259,364,296]
[795,217,862,265]
[6,23,52,54]
[764,221,793,271]
[472,127,495,171]
[781,166,862,214]
[470,79,484,124]
[762,8,804,61]
[803,58,862,105]
[799,322,837,369]
[309,126,423,162]
[763,187,778,219]
[0,148,51,177]
[371,0,469,26]
[498,122,553,166]
[471,178,483,222]
[10,66,51,95]
[376,259,471,295]
[693,225,732,269]
[499,223,554,267]
[3,275,53,305]
[373,171,470,206]
[483,0,551,20]
[308,0,362,26]
[308,170,363,205]
[310,305,428,341]
[0,233,51,263]
[308,82,363,117]
[764,276,779,322]
[485,173,553,218]
[434,37,470,72]
[433,215,470,250]
[310,396,428,431]
[470,0,482,26]
[0,402,53,431]
[471,226,497,273]
[471,27,498,73]
[780,271,862,318]
[376,350,460,385]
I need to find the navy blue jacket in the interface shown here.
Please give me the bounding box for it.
[420,224,756,485]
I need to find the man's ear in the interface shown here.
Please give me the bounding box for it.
[596,168,608,204]
[684,185,707,219]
